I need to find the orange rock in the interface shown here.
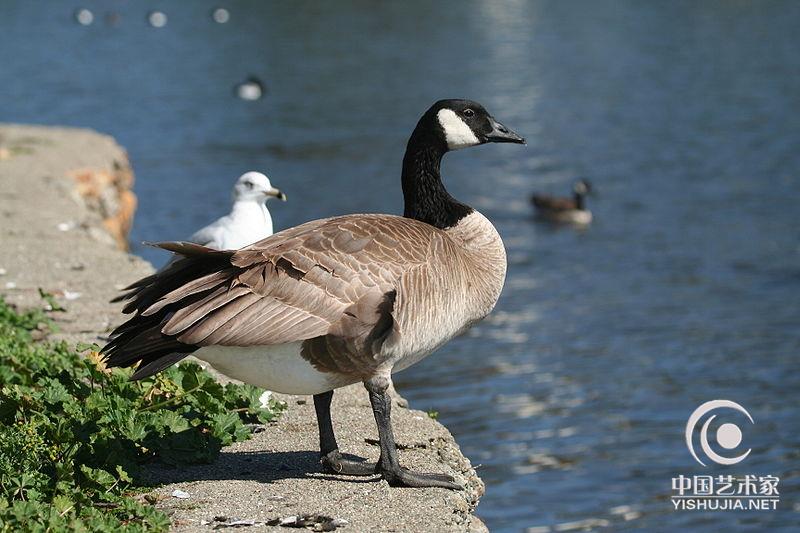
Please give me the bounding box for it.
[69,157,138,251]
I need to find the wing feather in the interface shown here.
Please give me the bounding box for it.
[162,285,251,335]
[104,214,450,378]
[170,217,412,344]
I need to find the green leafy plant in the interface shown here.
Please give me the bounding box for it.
[0,297,285,532]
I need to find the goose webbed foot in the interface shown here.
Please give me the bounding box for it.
[380,465,461,489]
[315,390,378,477]
[366,377,463,490]
[315,385,463,490]
[320,450,377,476]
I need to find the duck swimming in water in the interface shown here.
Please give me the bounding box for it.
[531,179,593,225]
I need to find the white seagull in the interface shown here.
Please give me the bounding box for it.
[187,171,287,250]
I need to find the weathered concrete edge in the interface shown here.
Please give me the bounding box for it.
[0,124,488,532]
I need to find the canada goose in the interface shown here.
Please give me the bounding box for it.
[186,171,286,250]
[531,179,593,225]
[102,99,524,489]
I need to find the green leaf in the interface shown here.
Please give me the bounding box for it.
[79,465,116,491]
[180,366,200,391]
[0,295,284,532]
[75,341,100,353]
[115,465,132,484]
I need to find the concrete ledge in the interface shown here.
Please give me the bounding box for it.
[0,124,487,532]
[0,124,152,339]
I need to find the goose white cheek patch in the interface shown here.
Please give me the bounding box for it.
[437,109,480,150]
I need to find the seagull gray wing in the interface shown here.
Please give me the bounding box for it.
[186,216,229,248]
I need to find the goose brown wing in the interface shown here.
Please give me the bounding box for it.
[150,214,437,348]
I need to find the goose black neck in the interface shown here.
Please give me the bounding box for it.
[574,191,586,210]
[401,128,473,229]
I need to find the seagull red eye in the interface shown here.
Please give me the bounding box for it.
[463,108,475,118]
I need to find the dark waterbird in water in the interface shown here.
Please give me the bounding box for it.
[102,99,524,489]
[531,178,593,225]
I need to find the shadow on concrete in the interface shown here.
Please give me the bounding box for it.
[140,450,379,486]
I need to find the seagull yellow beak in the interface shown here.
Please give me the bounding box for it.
[266,187,287,201]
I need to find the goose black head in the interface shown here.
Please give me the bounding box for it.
[412,99,525,152]
[402,99,525,229]
[573,179,592,196]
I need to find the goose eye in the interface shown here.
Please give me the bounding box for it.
[463,108,475,118]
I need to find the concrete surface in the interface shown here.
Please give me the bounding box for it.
[0,124,487,532]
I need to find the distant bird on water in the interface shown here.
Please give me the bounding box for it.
[211,7,230,24]
[186,171,287,250]
[235,76,265,101]
[74,8,94,26]
[531,179,593,225]
[103,99,524,489]
[147,10,168,28]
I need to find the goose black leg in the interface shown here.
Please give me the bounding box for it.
[313,390,376,476]
[365,378,462,489]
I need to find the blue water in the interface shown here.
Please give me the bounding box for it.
[2,1,799,531]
